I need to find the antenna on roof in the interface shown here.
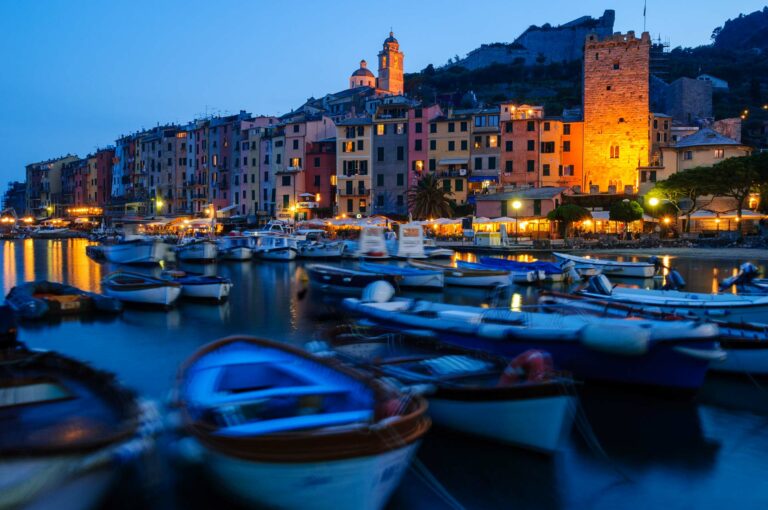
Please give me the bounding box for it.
[643,0,647,32]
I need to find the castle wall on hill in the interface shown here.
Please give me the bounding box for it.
[583,31,651,193]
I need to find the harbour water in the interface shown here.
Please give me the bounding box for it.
[3,239,768,509]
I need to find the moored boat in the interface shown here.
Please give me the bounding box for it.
[478,257,565,282]
[316,327,576,453]
[175,239,218,262]
[98,239,165,265]
[217,236,253,261]
[161,270,233,301]
[553,252,656,279]
[354,227,390,260]
[0,310,159,510]
[298,241,346,259]
[409,260,512,287]
[359,261,444,290]
[575,274,768,322]
[307,264,401,293]
[254,235,298,261]
[5,281,122,319]
[455,260,539,284]
[101,271,182,306]
[175,336,430,510]
[424,247,455,259]
[342,288,724,391]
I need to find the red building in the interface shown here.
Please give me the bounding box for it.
[95,147,114,207]
[304,139,336,216]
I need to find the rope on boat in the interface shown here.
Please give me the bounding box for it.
[409,457,466,510]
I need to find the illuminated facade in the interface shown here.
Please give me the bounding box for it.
[349,32,404,96]
[428,112,471,205]
[583,31,651,193]
[336,118,372,216]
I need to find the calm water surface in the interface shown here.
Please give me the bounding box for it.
[3,239,768,510]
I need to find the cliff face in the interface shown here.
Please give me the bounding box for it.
[713,7,768,51]
[448,10,614,70]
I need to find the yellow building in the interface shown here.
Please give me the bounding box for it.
[336,118,372,216]
[428,112,470,205]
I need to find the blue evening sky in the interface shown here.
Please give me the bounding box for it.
[0,0,763,183]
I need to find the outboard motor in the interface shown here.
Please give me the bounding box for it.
[649,256,663,274]
[719,262,760,290]
[663,270,686,290]
[586,274,613,296]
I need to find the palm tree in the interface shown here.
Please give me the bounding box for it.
[407,174,454,219]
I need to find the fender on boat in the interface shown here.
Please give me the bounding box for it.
[672,346,727,361]
[579,323,651,356]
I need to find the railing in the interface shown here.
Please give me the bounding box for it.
[338,189,369,197]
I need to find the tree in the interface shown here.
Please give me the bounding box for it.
[708,154,763,237]
[407,174,454,219]
[547,204,591,239]
[651,167,718,232]
[609,200,644,235]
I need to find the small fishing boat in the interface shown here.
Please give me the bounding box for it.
[175,336,430,510]
[315,327,575,453]
[5,281,122,319]
[424,247,455,259]
[217,236,253,261]
[575,274,768,322]
[478,257,565,282]
[409,260,512,288]
[355,227,390,260]
[254,235,298,261]
[455,260,539,284]
[553,252,656,279]
[161,271,233,301]
[298,240,346,259]
[307,264,401,293]
[342,288,724,391]
[0,309,159,510]
[175,239,218,262]
[30,227,74,239]
[720,263,768,295]
[388,223,427,259]
[540,290,768,376]
[98,239,165,265]
[359,261,444,290]
[101,271,182,306]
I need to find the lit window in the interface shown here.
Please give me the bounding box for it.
[714,149,724,159]
[376,124,385,135]
[610,145,620,159]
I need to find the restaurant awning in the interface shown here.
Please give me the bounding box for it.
[438,158,468,165]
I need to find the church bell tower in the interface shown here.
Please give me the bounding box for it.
[377,31,404,95]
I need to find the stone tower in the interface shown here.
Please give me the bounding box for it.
[377,32,404,95]
[583,31,651,192]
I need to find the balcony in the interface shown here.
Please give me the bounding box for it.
[437,169,467,178]
[338,188,370,197]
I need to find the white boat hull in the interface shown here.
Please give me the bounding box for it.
[299,244,345,259]
[177,242,218,261]
[101,242,165,264]
[554,253,655,278]
[445,273,510,288]
[181,282,232,301]
[401,272,445,289]
[428,395,575,452]
[202,441,419,510]
[104,284,181,306]
[257,247,298,261]
[0,457,117,510]
[220,247,252,260]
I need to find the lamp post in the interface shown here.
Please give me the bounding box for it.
[512,200,522,245]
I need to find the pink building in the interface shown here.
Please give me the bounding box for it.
[407,104,442,188]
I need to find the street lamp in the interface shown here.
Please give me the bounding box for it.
[648,197,659,207]
[512,200,522,244]
[155,197,164,213]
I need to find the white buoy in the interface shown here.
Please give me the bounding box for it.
[362,281,396,303]
[579,323,651,356]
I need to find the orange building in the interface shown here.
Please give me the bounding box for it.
[583,31,651,193]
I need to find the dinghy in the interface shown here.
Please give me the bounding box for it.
[575,274,768,322]
[409,260,512,288]
[342,286,724,391]
[175,239,218,262]
[161,270,233,301]
[553,252,656,279]
[101,271,182,306]
[217,236,253,261]
[307,264,401,293]
[424,247,455,259]
[6,281,122,319]
[0,310,159,510]
[298,240,346,259]
[359,262,444,290]
[254,235,298,261]
[455,260,539,284]
[175,336,430,510]
[98,239,165,265]
[478,257,565,283]
[315,327,575,453]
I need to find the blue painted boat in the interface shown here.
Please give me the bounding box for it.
[160,271,233,301]
[176,336,430,510]
[454,260,536,284]
[478,257,565,282]
[342,295,724,392]
[5,281,122,319]
[358,262,444,290]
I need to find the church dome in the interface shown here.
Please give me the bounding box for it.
[384,31,398,44]
[351,60,375,78]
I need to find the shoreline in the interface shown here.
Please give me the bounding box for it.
[572,247,768,260]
